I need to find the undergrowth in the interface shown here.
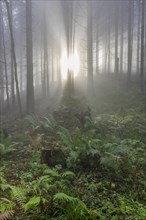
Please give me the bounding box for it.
[0,89,146,220]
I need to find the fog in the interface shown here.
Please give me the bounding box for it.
[0,0,145,116]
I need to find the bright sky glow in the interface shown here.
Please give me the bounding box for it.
[60,50,80,79]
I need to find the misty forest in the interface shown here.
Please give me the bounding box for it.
[0,0,146,219]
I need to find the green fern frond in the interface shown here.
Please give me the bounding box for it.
[62,171,75,179]
[0,177,11,191]
[10,186,26,207]
[57,127,73,149]
[43,168,60,177]
[0,198,15,220]
[0,210,14,220]
[54,193,78,204]
[23,196,41,212]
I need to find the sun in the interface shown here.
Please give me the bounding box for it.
[60,50,80,79]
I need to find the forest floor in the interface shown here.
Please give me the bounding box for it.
[0,80,146,220]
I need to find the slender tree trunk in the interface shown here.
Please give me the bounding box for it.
[140,0,145,93]
[96,29,99,74]
[127,0,132,83]
[0,1,4,111]
[10,1,15,108]
[41,31,43,96]
[137,1,141,75]
[43,3,49,97]
[51,48,54,83]
[20,47,23,95]
[26,0,34,114]
[5,0,22,116]
[114,2,119,75]
[67,1,74,94]
[87,1,93,93]
[108,17,111,74]
[1,8,10,110]
[120,2,124,74]
[104,28,107,74]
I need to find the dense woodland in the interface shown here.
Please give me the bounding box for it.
[0,0,146,219]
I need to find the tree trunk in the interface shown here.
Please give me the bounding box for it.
[140,0,145,93]
[5,0,22,116]
[87,1,93,93]
[0,1,4,111]
[137,0,141,75]
[107,17,111,74]
[10,1,15,109]
[120,1,124,74]
[1,7,10,110]
[96,29,99,74]
[127,0,132,83]
[114,2,119,75]
[26,0,34,114]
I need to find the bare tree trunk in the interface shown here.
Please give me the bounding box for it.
[10,1,15,109]
[5,0,22,116]
[40,31,43,96]
[26,0,34,114]
[137,0,141,75]
[43,2,49,97]
[87,1,93,93]
[67,2,74,94]
[107,17,111,74]
[51,48,54,83]
[20,47,23,96]
[104,28,108,74]
[1,8,10,110]
[96,29,99,74]
[120,1,124,74]
[114,2,119,75]
[127,0,132,83]
[0,1,4,111]
[140,0,145,93]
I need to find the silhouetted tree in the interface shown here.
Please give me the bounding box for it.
[26,0,34,114]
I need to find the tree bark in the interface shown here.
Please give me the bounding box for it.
[120,1,124,74]
[127,0,133,83]
[87,1,93,93]
[10,1,15,109]
[0,1,4,111]
[26,0,35,114]
[140,0,145,93]
[1,7,10,110]
[114,2,119,75]
[137,1,141,75]
[5,0,22,116]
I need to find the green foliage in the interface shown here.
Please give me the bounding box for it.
[24,114,58,134]
[1,87,145,219]
[100,139,146,175]
[58,124,145,177]
[0,198,15,220]
[62,171,75,180]
[0,142,15,156]
[54,193,95,220]
[23,196,41,212]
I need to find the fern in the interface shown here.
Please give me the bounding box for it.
[57,127,73,150]
[62,171,75,179]
[10,186,26,207]
[0,198,15,220]
[54,193,78,203]
[0,210,14,220]
[23,196,41,212]
[0,177,10,191]
[0,144,14,156]
[53,193,94,220]
[32,175,52,193]
[43,168,60,177]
